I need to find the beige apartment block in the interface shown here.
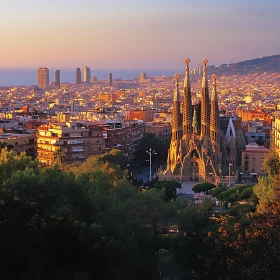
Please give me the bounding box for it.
[241,142,269,180]
[0,129,36,158]
[37,122,104,165]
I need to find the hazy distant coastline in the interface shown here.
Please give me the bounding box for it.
[0,69,179,86]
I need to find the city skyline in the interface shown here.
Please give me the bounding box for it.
[1,0,280,69]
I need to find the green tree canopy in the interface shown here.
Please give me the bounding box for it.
[192,182,216,194]
[263,149,280,177]
[254,149,280,213]
[136,133,169,164]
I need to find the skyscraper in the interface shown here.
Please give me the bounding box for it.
[76,67,81,84]
[83,66,91,84]
[108,73,113,86]
[140,72,146,83]
[54,70,60,86]
[37,67,49,89]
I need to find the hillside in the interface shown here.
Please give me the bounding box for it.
[209,54,280,76]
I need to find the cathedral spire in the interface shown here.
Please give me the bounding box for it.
[211,73,217,101]
[201,58,210,137]
[184,58,190,88]
[174,73,180,102]
[202,58,208,88]
[210,74,220,144]
[183,58,192,136]
[172,73,182,141]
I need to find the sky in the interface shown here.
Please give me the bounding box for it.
[0,0,279,70]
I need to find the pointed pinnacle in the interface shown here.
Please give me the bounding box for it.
[212,74,217,86]
[202,59,208,88]
[174,73,180,101]
[202,58,208,66]
[211,74,217,101]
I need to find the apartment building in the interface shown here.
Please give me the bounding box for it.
[103,120,145,159]
[240,142,269,181]
[129,108,154,122]
[145,122,171,144]
[0,128,36,158]
[0,119,19,132]
[37,122,104,165]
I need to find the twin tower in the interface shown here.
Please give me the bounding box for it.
[166,58,221,183]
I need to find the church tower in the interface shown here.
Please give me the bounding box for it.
[172,73,182,141]
[200,59,210,138]
[210,74,220,144]
[160,58,228,184]
[210,74,221,172]
[182,58,192,137]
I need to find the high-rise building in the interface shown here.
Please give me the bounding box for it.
[54,70,60,86]
[38,67,49,89]
[76,67,81,84]
[140,72,146,83]
[83,66,91,84]
[108,73,113,86]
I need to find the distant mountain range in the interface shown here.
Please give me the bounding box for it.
[210,55,280,76]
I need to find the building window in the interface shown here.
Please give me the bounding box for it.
[15,142,18,145]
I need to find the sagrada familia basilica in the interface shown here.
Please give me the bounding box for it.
[159,58,245,183]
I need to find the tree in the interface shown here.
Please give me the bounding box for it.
[156,249,179,280]
[254,176,279,213]
[263,149,280,177]
[0,142,13,151]
[0,149,38,184]
[210,185,227,197]
[192,183,216,194]
[170,199,214,278]
[136,133,169,164]
[254,149,280,213]
[177,199,213,235]
[205,203,280,279]
[215,185,255,208]
[96,149,127,166]
[146,178,181,201]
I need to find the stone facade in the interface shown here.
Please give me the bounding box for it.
[159,59,233,184]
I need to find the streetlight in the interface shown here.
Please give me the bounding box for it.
[228,163,232,187]
[146,148,157,181]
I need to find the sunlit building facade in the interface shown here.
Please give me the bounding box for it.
[38,67,49,89]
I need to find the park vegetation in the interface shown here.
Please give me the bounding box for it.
[1,148,280,279]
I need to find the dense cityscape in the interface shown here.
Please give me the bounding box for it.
[1,0,280,279]
[0,56,279,177]
[1,54,280,279]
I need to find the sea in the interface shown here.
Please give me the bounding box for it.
[0,69,179,87]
